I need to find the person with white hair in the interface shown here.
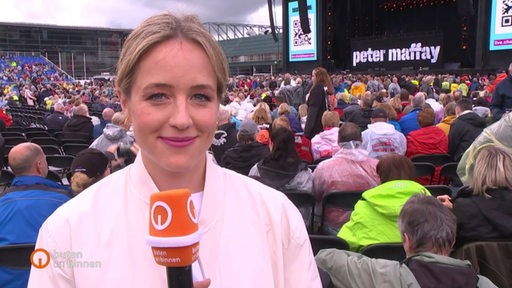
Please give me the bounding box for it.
[45,102,70,130]
[399,92,426,136]
[62,103,94,141]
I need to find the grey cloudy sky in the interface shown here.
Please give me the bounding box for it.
[0,0,283,28]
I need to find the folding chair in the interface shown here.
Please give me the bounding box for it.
[4,137,27,146]
[25,131,51,140]
[425,185,453,198]
[283,191,316,233]
[413,162,436,185]
[0,169,15,191]
[30,137,60,147]
[40,145,62,156]
[438,162,463,187]
[320,191,363,235]
[361,243,406,261]
[46,155,75,178]
[310,235,350,256]
[62,143,90,156]
[411,154,453,167]
[452,241,512,288]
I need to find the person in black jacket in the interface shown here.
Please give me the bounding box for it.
[448,99,486,161]
[210,107,238,163]
[220,119,269,175]
[491,62,512,120]
[345,91,373,132]
[304,67,334,139]
[438,145,512,247]
[62,103,94,142]
[45,102,70,130]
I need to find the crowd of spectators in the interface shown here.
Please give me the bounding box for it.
[1,52,512,287]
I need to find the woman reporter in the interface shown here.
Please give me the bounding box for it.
[28,12,320,288]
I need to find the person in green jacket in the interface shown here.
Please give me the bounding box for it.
[337,154,430,252]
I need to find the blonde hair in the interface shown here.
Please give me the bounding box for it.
[377,103,398,121]
[252,107,271,125]
[472,146,512,196]
[272,116,291,130]
[321,111,339,128]
[298,104,308,118]
[277,103,291,116]
[116,12,228,101]
[70,172,97,194]
[389,95,402,113]
[111,112,126,126]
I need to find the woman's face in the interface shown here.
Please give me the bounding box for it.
[121,38,219,183]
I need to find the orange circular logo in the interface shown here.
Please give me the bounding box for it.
[30,248,50,269]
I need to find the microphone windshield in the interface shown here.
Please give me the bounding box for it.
[146,189,201,267]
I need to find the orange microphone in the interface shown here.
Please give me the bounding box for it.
[146,189,201,288]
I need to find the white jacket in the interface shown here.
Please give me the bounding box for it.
[311,127,340,160]
[362,122,407,158]
[28,153,321,288]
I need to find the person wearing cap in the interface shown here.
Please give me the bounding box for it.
[362,108,407,159]
[0,143,71,288]
[69,148,111,194]
[220,119,270,175]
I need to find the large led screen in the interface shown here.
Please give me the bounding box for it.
[490,0,512,50]
[288,0,317,62]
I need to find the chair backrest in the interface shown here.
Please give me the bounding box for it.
[439,162,463,186]
[6,127,25,133]
[425,185,454,198]
[413,162,436,185]
[4,137,28,146]
[310,235,350,256]
[30,137,60,147]
[1,131,25,138]
[283,191,315,233]
[46,169,64,185]
[0,243,35,269]
[361,243,406,261]
[321,190,363,234]
[411,154,452,167]
[25,127,46,132]
[0,169,15,190]
[62,143,90,156]
[40,145,62,156]
[451,241,512,288]
[46,155,75,178]
[61,132,92,144]
[25,131,51,140]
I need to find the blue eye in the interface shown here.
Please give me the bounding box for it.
[148,93,166,102]
[192,94,211,102]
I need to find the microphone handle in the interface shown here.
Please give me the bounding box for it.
[166,266,193,288]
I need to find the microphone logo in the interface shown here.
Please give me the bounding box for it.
[146,189,201,267]
[151,201,172,230]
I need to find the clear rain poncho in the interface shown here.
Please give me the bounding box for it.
[457,113,512,185]
[312,141,380,234]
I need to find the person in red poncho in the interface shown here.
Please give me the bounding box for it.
[406,108,448,184]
